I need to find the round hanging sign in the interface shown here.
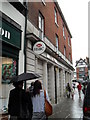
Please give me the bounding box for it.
[33,41,46,54]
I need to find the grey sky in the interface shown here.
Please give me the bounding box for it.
[58,0,89,67]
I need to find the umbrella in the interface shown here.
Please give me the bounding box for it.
[10,72,41,83]
[72,79,84,83]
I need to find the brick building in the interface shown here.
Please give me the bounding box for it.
[26,0,74,104]
[75,58,88,80]
[0,2,74,115]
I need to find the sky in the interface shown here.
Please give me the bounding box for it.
[57,0,89,68]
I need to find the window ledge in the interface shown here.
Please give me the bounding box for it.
[42,0,46,6]
[55,23,59,28]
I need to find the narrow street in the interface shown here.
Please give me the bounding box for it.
[49,88,84,119]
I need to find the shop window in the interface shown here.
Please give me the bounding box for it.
[1,57,17,84]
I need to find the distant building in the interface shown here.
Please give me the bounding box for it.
[75,58,88,80]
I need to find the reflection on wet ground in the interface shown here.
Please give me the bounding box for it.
[49,89,84,119]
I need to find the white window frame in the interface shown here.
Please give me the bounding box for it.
[54,8,57,24]
[64,46,66,57]
[68,36,70,46]
[69,53,71,61]
[39,13,44,40]
[56,34,59,51]
[63,25,66,39]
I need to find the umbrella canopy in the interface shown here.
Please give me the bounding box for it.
[72,79,84,83]
[10,72,41,83]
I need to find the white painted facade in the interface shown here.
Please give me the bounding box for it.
[0,1,25,111]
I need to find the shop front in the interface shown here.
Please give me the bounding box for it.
[0,17,21,115]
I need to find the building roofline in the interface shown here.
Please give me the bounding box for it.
[54,0,72,38]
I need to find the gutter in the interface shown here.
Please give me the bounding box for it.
[24,2,28,89]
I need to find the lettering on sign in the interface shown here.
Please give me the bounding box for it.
[0,27,11,39]
[33,42,46,54]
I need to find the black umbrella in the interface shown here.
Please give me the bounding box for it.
[10,72,41,83]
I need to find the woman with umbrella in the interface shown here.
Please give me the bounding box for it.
[8,81,33,120]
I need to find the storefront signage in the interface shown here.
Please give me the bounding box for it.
[33,41,46,54]
[0,19,21,49]
[0,27,11,39]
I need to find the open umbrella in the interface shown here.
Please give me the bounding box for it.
[10,72,41,83]
[72,79,84,84]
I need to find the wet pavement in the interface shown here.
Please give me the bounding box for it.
[49,89,84,119]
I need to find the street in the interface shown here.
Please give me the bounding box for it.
[49,88,84,119]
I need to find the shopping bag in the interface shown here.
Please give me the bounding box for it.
[44,90,52,116]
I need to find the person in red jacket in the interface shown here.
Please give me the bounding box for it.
[77,82,82,98]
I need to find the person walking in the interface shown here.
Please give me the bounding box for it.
[8,81,33,120]
[31,80,50,120]
[77,82,82,98]
[26,82,34,96]
[66,83,71,98]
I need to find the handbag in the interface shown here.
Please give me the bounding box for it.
[44,90,52,116]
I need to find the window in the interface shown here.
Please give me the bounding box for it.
[64,46,66,57]
[1,57,17,84]
[56,34,59,51]
[69,53,71,61]
[68,36,70,46]
[54,8,58,24]
[39,13,44,40]
[63,25,66,39]
[79,67,85,72]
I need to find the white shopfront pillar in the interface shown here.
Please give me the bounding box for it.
[56,68,60,103]
[60,70,64,98]
[50,65,55,104]
[43,61,48,90]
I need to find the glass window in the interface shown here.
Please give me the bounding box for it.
[69,53,71,61]
[39,13,44,40]
[54,8,57,24]
[64,46,66,57]
[68,36,70,46]
[56,34,59,50]
[1,57,17,84]
[79,67,85,72]
[63,25,65,37]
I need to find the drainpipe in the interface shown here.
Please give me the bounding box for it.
[24,2,28,89]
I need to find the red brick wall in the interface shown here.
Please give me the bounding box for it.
[28,2,72,62]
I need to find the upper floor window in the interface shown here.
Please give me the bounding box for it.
[39,13,44,40]
[69,53,71,61]
[68,36,70,46]
[54,8,58,25]
[64,46,66,57]
[63,25,66,39]
[56,34,59,51]
[79,67,85,72]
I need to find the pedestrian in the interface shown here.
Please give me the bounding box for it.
[31,80,50,120]
[66,83,71,98]
[71,88,75,100]
[8,81,33,120]
[77,82,82,98]
[26,82,34,96]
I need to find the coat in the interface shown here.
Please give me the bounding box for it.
[8,87,33,120]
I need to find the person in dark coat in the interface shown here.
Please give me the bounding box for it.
[8,81,33,120]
